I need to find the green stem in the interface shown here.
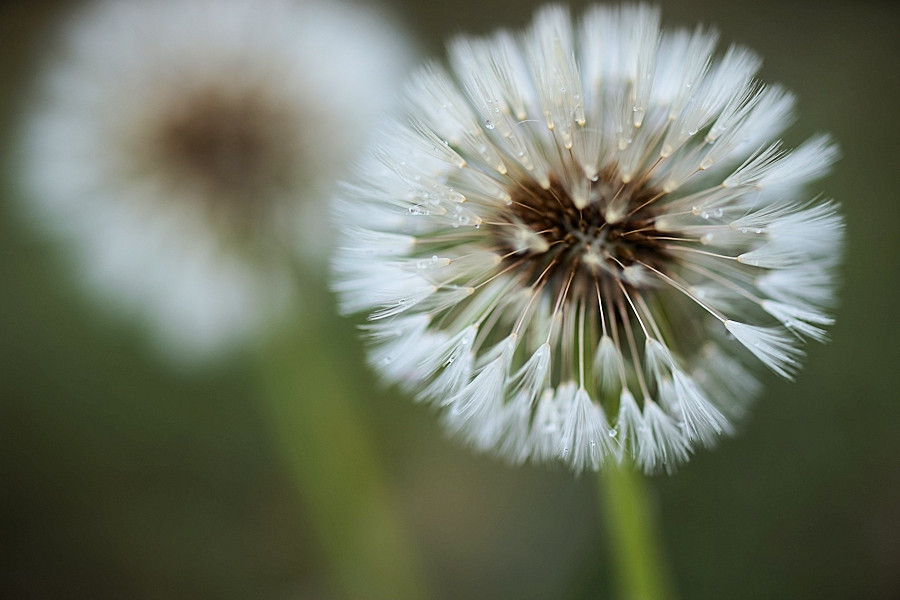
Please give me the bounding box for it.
[256,310,429,600]
[598,464,676,600]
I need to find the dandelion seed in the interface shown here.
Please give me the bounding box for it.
[18,0,412,362]
[333,4,843,473]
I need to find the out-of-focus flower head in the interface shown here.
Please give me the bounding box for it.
[332,4,843,473]
[20,0,413,361]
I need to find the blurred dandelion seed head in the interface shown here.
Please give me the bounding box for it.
[143,83,299,220]
[20,0,412,361]
[332,3,844,473]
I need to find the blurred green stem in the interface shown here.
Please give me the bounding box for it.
[599,464,676,600]
[256,307,428,600]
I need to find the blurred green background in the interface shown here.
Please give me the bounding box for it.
[2,0,899,598]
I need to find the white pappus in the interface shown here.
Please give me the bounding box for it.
[332,4,843,473]
[19,0,413,362]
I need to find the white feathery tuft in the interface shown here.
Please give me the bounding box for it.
[561,387,613,473]
[19,0,414,362]
[638,399,691,474]
[725,320,805,379]
[614,389,644,463]
[593,335,625,393]
[757,265,840,309]
[444,336,516,450]
[528,385,576,463]
[761,300,835,342]
[331,3,843,474]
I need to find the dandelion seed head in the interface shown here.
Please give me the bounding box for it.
[333,3,844,473]
[20,0,412,361]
